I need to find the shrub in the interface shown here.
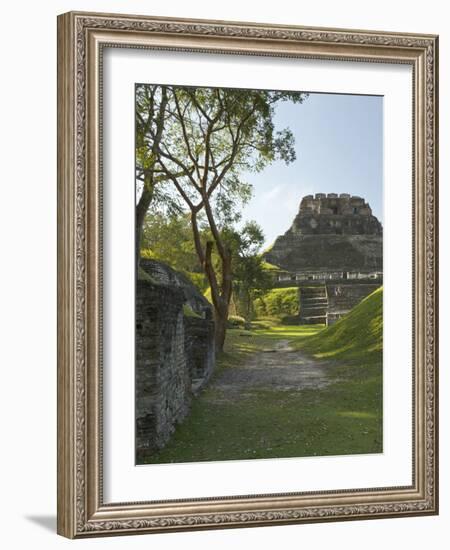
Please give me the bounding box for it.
[254,287,300,318]
[227,315,246,328]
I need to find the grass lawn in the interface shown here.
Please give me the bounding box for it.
[142,289,383,464]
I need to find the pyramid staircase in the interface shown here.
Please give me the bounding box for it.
[299,285,328,325]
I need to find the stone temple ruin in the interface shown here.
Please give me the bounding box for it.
[265,193,383,325]
[135,259,215,461]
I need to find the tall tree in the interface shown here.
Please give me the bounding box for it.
[136,86,192,268]
[135,86,168,268]
[231,222,273,325]
[137,84,307,350]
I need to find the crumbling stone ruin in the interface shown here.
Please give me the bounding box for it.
[265,193,383,324]
[136,259,215,461]
[266,193,382,281]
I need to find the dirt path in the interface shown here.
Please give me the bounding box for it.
[209,339,334,402]
[144,333,382,463]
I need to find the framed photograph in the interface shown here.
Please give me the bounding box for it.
[57,11,439,538]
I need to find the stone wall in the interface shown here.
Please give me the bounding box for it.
[184,316,215,394]
[136,260,216,462]
[140,258,211,316]
[136,281,191,460]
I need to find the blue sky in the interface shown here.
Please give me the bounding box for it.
[240,92,383,247]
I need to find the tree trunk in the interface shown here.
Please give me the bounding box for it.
[244,290,252,330]
[135,179,154,272]
[214,257,233,352]
[190,220,232,353]
[214,308,228,352]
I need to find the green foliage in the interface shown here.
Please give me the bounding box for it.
[217,221,271,321]
[140,248,155,260]
[140,212,208,292]
[141,212,197,269]
[227,315,246,328]
[233,254,272,318]
[197,221,274,322]
[186,272,207,292]
[254,287,300,318]
[136,84,308,222]
[136,83,309,349]
[300,287,383,361]
[261,260,282,272]
[140,212,271,306]
[203,287,213,304]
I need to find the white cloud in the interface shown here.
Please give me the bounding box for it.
[260,184,283,201]
[240,180,317,247]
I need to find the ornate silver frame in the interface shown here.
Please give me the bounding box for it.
[57,11,439,538]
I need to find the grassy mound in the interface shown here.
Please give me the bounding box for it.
[301,287,382,362]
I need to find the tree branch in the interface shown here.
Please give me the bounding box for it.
[158,142,202,193]
[157,157,196,211]
[173,93,201,179]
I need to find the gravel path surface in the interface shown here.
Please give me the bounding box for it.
[209,339,335,401]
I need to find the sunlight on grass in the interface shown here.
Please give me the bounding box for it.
[255,328,322,338]
[338,411,376,419]
[295,287,383,363]
[141,290,383,465]
[250,319,323,340]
